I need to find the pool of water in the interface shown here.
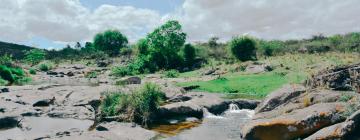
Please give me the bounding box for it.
[0,117,93,140]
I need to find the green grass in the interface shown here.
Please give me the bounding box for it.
[176,52,359,99]
[177,72,288,98]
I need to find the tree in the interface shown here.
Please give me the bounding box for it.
[138,20,186,69]
[183,43,196,67]
[229,36,257,61]
[208,37,219,48]
[24,49,46,66]
[93,30,128,56]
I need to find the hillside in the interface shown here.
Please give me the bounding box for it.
[0,41,35,59]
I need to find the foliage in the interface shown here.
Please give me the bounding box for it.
[93,30,128,56]
[182,44,196,67]
[29,68,36,75]
[258,40,285,57]
[229,36,257,61]
[100,83,166,126]
[112,66,133,77]
[85,71,98,79]
[163,69,180,78]
[24,49,46,65]
[0,65,30,85]
[0,78,8,86]
[0,54,13,67]
[38,61,54,72]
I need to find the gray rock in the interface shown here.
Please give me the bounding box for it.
[1,88,9,93]
[33,97,55,107]
[255,84,306,113]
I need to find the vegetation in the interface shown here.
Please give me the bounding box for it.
[163,70,180,78]
[0,65,31,85]
[29,68,36,75]
[182,44,196,68]
[38,61,54,72]
[229,36,257,61]
[0,54,13,67]
[100,83,166,126]
[93,30,128,56]
[24,49,46,66]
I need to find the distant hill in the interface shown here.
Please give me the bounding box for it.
[0,41,35,59]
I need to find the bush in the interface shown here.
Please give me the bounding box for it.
[164,69,180,78]
[85,71,98,79]
[100,83,166,126]
[0,65,15,83]
[229,36,257,61]
[93,30,128,56]
[0,54,13,67]
[258,40,285,56]
[29,68,36,75]
[0,78,8,86]
[14,77,32,85]
[112,66,132,77]
[24,49,46,66]
[38,62,54,72]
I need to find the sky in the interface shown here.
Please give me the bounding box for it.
[0,0,360,49]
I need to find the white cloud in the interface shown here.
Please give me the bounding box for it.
[171,0,360,41]
[1,0,360,47]
[0,0,161,44]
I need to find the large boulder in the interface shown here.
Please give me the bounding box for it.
[242,103,346,140]
[0,116,21,130]
[305,110,360,140]
[255,84,306,113]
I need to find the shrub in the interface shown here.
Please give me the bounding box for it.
[0,65,15,83]
[38,62,54,72]
[164,69,180,78]
[24,49,46,66]
[100,83,166,126]
[0,78,8,86]
[112,66,132,77]
[229,36,257,61]
[0,54,13,67]
[29,68,36,75]
[93,30,128,56]
[14,77,32,85]
[85,71,98,79]
[258,40,285,56]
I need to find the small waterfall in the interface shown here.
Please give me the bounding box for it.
[202,108,224,119]
[226,103,255,118]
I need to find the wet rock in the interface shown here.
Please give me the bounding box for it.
[305,110,360,140]
[67,71,75,77]
[0,116,21,130]
[167,95,192,103]
[242,103,346,140]
[255,84,306,113]
[33,97,56,107]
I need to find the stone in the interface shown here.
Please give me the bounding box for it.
[1,88,9,93]
[67,71,75,77]
[33,97,56,107]
[0,116,21,130]
[47,71,58,75]
[182,85,200,91]
[255,84,306,113]
[122,76,141,85]
[242,103,346,140]
[305,110,360,140]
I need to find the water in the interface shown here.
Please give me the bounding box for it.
[0,117,93,140]
[167,104,254,140]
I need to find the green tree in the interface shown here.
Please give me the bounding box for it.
[229,36,257,61]
[24,49,46,66]
[143,20,187,70]
[93,30,128,56]
[183,43,196,67]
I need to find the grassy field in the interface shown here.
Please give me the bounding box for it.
[176,52,360,99]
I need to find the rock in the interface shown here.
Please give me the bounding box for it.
[242,103,346,140]
[255,84,306,113]
[0,116,21,130]
[306,63,360,91]
[120,76,141,85]
[1,88,9,93]
[33,97,56,107]
[67,71,75,77]
[47,71,58,75]
[203,69,216,75]
[167,95,192,103]
[245,64,271,74]
[182,85,200,91]
[95,125,109,131]
[305,110,360,140]
[96,60,112,67]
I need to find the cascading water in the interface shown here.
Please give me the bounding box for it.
[202,108,224,119]
[225,103,255,118]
